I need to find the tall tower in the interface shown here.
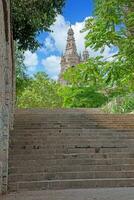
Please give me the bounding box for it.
[83,49,89,62]
[59,27,81,84]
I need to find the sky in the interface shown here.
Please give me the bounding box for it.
[24,0,116,80]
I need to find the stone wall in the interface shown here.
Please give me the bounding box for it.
[0,0,15,193]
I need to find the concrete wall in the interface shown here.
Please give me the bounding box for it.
[0,0,15,193]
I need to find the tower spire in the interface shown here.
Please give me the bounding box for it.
[83,48,89,61]
[65,26,78,56]
[59,26,81,84]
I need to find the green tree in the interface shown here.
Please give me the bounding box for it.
[84,0,134,90]
[78,0,134,112]
[17,72,63,108]
[59,57,108,108]
[59,0,134,111]
[15,43,30,97]
[11,0,65,50]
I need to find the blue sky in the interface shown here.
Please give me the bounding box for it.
[63,0,94,23]
[24,0,115,80]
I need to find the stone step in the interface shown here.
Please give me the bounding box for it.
[13,125,134,130]
[8,110,134,192]
[14,110,134,116]
[15,108,101,114]
[10,134,134,140]
[15,112,133,115]
[8,171,134,183]
[9,139,134,146]
[9,158,134,168]
[13,125,99,129]
[14,117,134,122]
[15,119,134,122]
[9,147,134,154]
[9,142,134,150]
[10,135,134,141]
[9,164,134,174]
[8,153,134,161]
[14,120,134,123]
[8,178,134,192]
[14,121,134,125]
[10,129,134,136]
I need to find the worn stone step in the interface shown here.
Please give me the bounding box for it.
[10,136,134,143]
[13,125,134,130]
[9,142,134,151]
[9,147,134,155]
[9,139,134,147]
[9,158,134,168]
[14,113,133,117]
[8,178,134,192]
[8,153,134,161]
[9,164,134,174]
[15,116,133,120]
[14,121,134,126]
[14,110,134,116]
[13,125,99,130]
[10,129,134,136]
[8,171,134,183]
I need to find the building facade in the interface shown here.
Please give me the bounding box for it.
[0,0,15,193]
[59,27,89,84]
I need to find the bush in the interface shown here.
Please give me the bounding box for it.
[102,94,134,113]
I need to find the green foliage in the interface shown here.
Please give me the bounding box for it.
[58,0,134,111]
[15,43,30,97]
[15,44,62,108]
[58,57,108,108]
[59,85,107,108]
[84,0,134,88]
[73,0,134,112]
[11,0,65,50]
[102,94,134,113]
[63,57,106,87]
[17,72,62,108]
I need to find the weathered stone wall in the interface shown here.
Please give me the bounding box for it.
[0,0,15,193]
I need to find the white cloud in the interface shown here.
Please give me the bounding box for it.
[89,45,117,61]
[39,15,88,54]
[24,50,38,72]
[39,37,56,54]
[45,37,55,51]
[72,22,87,54]
[42,55,61,80]
[40,15,117,59]
[51,15,89,53]
[49,15,69,53]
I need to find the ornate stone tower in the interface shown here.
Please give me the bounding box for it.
[59,26,90,84]
[83,49,89,62]
[59,27,81,84]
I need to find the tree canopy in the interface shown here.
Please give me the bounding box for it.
[17,72,62,108]
[84,0,134,89]
[11,0,65,50]
[59,0,134,112]
[15,43,31,97]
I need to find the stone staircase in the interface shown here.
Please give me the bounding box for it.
[8,109,134,192]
